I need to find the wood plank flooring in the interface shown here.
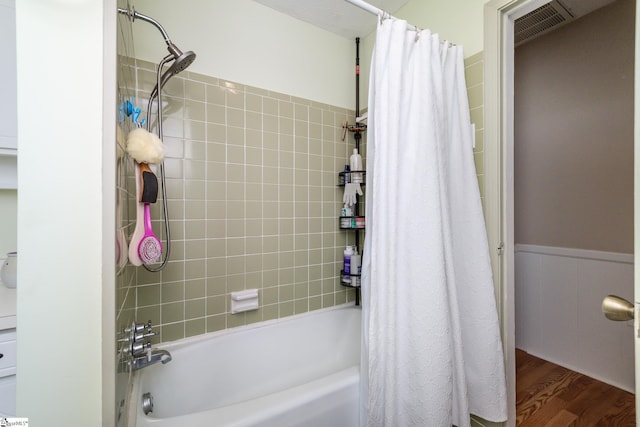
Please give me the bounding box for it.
[516,349,635,426]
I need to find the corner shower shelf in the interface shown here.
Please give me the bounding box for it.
[339,37,366,306]
[346,124,367,133]
[339,216,366,230]
[340,270,361,288]
[338,167,365,306]
[338,170,366,186]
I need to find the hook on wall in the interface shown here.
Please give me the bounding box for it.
[120,98,146,127]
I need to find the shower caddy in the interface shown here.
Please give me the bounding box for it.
[339,37,366,306]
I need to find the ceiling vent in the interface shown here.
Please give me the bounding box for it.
[515,0,574,46]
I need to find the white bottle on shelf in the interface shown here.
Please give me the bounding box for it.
[350,247,361,286]
[350,148,363,183]
[351,247,361,276]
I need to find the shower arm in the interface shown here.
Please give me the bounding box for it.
[117,7,184,59]
[118,7,170,44]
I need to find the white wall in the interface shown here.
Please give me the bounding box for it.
[0,0,17,256]
[15,1,116,425]
[132,0,356,109]
[358,0,491,108]
[0,0,16,151]
[515,245,634,392]
[394,0,486,56]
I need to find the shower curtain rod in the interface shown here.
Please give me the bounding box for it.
[343,0,389,18]
[343,0,425,33]
[344,0,457,45]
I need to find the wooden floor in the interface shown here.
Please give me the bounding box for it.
[516,349,635,426]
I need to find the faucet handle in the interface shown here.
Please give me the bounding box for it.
[131,320,155,332]
[134,330,158,342]
[131,322,147,332]
[131,340,151,357]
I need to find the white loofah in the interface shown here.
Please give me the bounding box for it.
[126,128,165,164]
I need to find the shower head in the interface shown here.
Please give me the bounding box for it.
[167,43,196,75]
[148,49,197,104]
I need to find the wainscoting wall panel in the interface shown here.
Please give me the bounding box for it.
[515,244,634,392]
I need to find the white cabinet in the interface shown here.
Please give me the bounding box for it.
[0,328,16,417]
[0,0,17,190]
[0,375,16,416]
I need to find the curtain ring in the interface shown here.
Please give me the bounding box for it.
[379,10,390,25]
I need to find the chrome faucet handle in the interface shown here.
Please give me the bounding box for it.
[134,330,158,342]
[131,341,151,356]
[132,322,148,332]
[131,320,155,332]
[144,331,158,339]
[143,320,156,334]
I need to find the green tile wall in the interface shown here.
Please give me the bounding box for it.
[120,59,359,343]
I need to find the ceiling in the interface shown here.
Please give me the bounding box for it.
[253,0,617,40]
[252,0,409,39]
[560,0,616,17]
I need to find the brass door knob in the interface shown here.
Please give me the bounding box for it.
[602,295,634,321]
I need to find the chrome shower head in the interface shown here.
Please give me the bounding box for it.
[168,49,196,75]
[148,49,197,103]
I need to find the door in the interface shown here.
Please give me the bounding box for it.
[484,0,640,425]
[603,0,640,421]
[635,0,639,414]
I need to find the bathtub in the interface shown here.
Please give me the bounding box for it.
[128,304,361,427]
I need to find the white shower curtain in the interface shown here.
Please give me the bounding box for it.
[360,18,508,427]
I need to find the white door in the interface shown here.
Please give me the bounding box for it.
[602,0,640,420]
[633,0,639,415]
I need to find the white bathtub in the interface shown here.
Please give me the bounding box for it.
[128,304,361,427]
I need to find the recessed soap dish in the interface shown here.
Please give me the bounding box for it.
[230,289,259,314]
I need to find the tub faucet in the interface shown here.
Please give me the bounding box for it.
[121,320,173,371]
[132,349,172,371]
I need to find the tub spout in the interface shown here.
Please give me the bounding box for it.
[132,349,172,371]
[159,350,172,364]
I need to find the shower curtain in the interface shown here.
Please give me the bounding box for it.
[360,18,508,427]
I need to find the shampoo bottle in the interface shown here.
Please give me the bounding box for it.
[343,245,354,276]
